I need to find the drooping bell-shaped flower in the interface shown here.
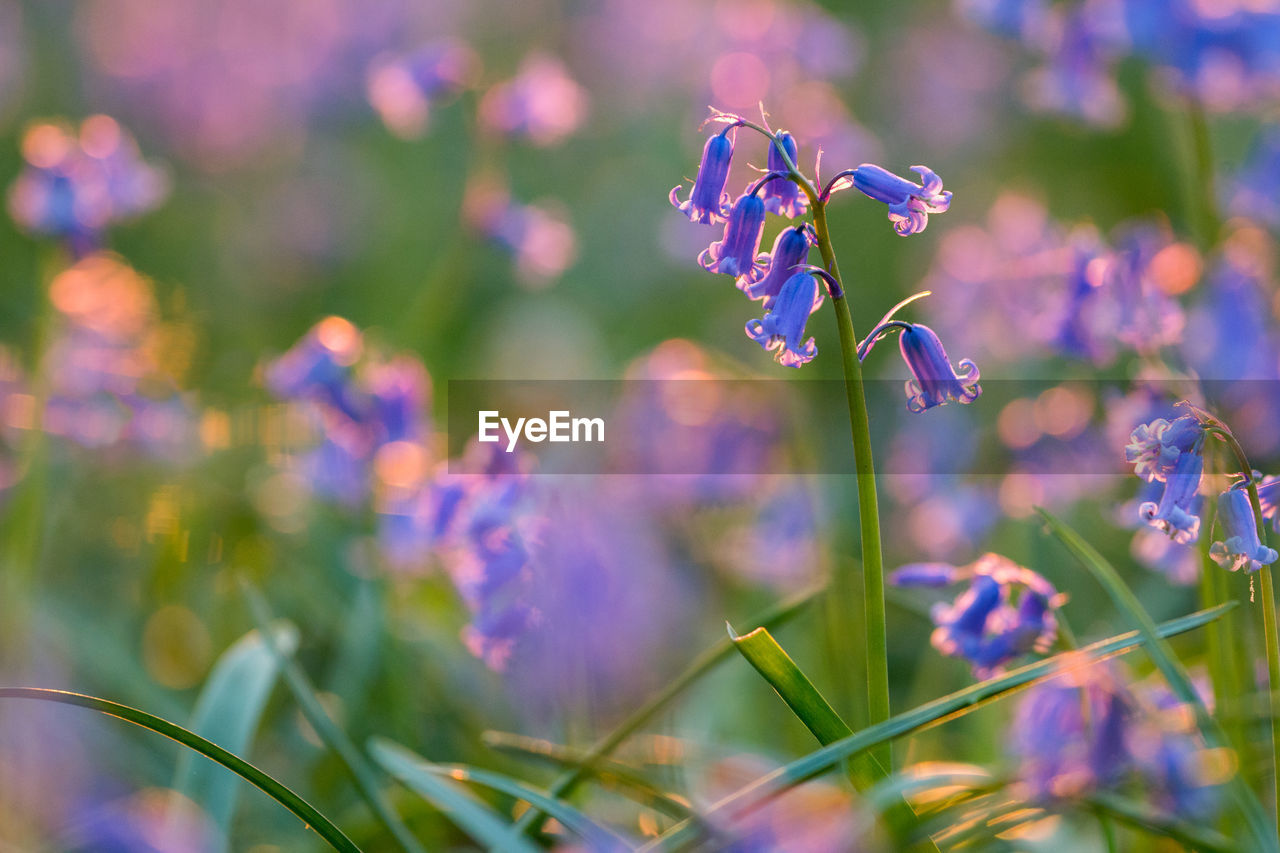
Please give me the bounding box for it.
[845,164,952,235]
[745,271,822,368]
[1139,450,1203,544]
[898,324,981,413]
[1125,416,1204,483]
[745,224,814,306]
[890,553,1060,677]
[761,131,808,218]
[1210,486,1279,572]
[670,126,735,225]
[698,189,768,283]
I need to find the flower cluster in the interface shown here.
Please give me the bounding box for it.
[669,109,973,415]
[1126,410,1279,572]
[889,553,1062,677]
[1012,659,1223,818]
[7,116,168,257]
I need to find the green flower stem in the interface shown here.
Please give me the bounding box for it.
[811,198,891,775]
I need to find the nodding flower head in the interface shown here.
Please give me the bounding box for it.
[745,271,823,368]
[1260,475,1280,534]
[762,131,808,218]
[846,164,951,236]
[1210,486,1279,573]
[670,126,735,225]
[1139,450,1203,544]
[698,189,769,283]
[897,324,980,413]
[890,553,1061,678]
[745,224,814,306]
[1125,416,1204,483]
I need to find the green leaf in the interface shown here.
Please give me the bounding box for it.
[420,761,633,850]
[1036,507,1277,853]
[0,687,357,852]
[482,731,693,820]
[172,623,297,852]
[369,738,542,853]
[241,579,428,853]
[638,602,1235,852]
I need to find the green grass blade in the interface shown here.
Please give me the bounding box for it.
[241,580,428,853]
[505,583,823,841]
[368,738,541,853]
[1036,507,1277,852]
[1085,792,1236,853]
[0,687,358,852]
[638,602,1235,851]
[730,624,852,745]
[482,731,694,820]
[173,623,297,852]
[421,761,634,850]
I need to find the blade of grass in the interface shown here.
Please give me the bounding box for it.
[400,756,635,850]
[504,582,823,842]
[172,623,297,852]
[1086,792,1234,853]
[368,739,541,853]
[0,687,358,852]
[241,580,428,853]
[1035,506,1277,852]
[637,602,1235,851]
[482,731,694,820]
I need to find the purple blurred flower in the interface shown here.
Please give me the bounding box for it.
[1224,125,1280,228]
[670,126,736,225]
[745,271,822,368]
[7,117,167,256]
[1024,7,1126,127]
[762,131,808,218]
[891,553,1060,677]
[478,53,588,146]
[839,164,951,236]
[366,39,478,139]
[1260,475,1280,534]
[745,224,814,306]
[896,324,981,413]
[1012,660,1132,799]
[1210,485,1279,573]
[698,189,769,283]
[1139,449,1203,544]
[1131,525,1200,586]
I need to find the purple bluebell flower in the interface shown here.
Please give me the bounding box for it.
[762,131,808,218]
[265,316,367,423]
[897,324,981,413]
[1012,660,1133,800]
[745,225,815,306]
[745,271,822,368]
[843,164,951,235]
[1139,450,1203,544]
[1125,415,1205,483]
[1210,486,1279,573]
[670,126,736,225]
[1224,125,1280,228]
[698,189,769,283]
[366,39,479,139]
[892,553,1060,677]
[477,53,588,147]
[1259,475,1280,534]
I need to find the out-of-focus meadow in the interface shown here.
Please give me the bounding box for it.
[3,0,1280,850]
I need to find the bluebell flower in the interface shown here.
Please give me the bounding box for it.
[891,553,1060,677]
[1224,124,1280,228]
[670,126,736,225]
[745,271,822,368]
[1210,486,1279,573]
[842,164,952,235]
[1132,685,1223,821]
[1125,415,1205,483]
[1012,660,1133,800]
[1139,450,1203,544]
[762,131,808,218]
[1259,475,1280,534]
[265,316,367,423]
[698,189,769,283]
[898,324,981,413]
[745,224,814,306]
